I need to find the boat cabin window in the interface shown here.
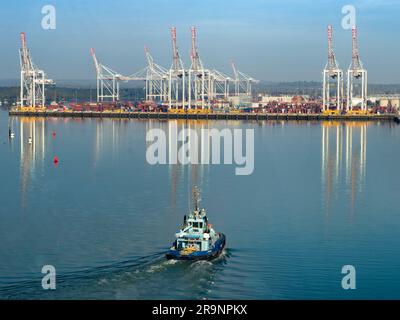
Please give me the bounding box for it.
[192,222,203,228]
[177,241,201,251]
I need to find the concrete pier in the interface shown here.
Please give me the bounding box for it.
[8,110,398,122]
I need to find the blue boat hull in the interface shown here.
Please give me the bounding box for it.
[166,233,226,261]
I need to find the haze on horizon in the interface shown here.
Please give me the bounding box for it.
[0,0,399,84]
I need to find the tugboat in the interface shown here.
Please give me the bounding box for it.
[166,187,226,261]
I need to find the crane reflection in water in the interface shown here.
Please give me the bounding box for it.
[17,116,47,209]
[321,121,367,217]
[15,116,371,219]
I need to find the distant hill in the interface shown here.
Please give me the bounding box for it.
[0,79,145,89]
[255,81,322,97]
[255,81,400,97]
[0,87,145,104]
[0,79,20,87]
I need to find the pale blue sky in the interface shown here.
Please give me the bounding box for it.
[0,0,399,83]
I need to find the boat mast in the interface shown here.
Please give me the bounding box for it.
[192,186,201,212]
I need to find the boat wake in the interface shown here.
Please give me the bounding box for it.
[0,248,231,299]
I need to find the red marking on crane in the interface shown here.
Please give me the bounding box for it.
[20,32,26,46]
[327,25,332,40]
[352,26,357,39]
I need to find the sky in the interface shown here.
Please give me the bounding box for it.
[0,0,399,83]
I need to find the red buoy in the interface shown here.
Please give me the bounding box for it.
[53,156,59,164]
[52,131,56,138]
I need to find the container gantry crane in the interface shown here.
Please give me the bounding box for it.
[168,27,186,109]
[231,60,258,96]
[347,26,368,111]
[188,26,212,110]
[322,25,344,113]
[90,48,137,102]
[209,69,232,101]
[19,32,54,109]
[142,46,169,103]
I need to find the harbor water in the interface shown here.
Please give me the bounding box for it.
[0,108,400,299]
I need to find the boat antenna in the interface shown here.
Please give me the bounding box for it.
[193,186,201,211]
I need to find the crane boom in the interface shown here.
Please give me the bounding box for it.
[19,32,31,71]
[327,25,339,70]
[171,27,183,71]
[350,26,363,71]
[90,48,101,74]
[190,26,202,70]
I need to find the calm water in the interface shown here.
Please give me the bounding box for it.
[0,108,399,299]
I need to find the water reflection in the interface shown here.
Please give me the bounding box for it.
[5,112,400,299]
[167,120,209,209]
[321,121,367,215]
[93,119,129,166]
[13,116,370,217]
[18,117,47,209]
